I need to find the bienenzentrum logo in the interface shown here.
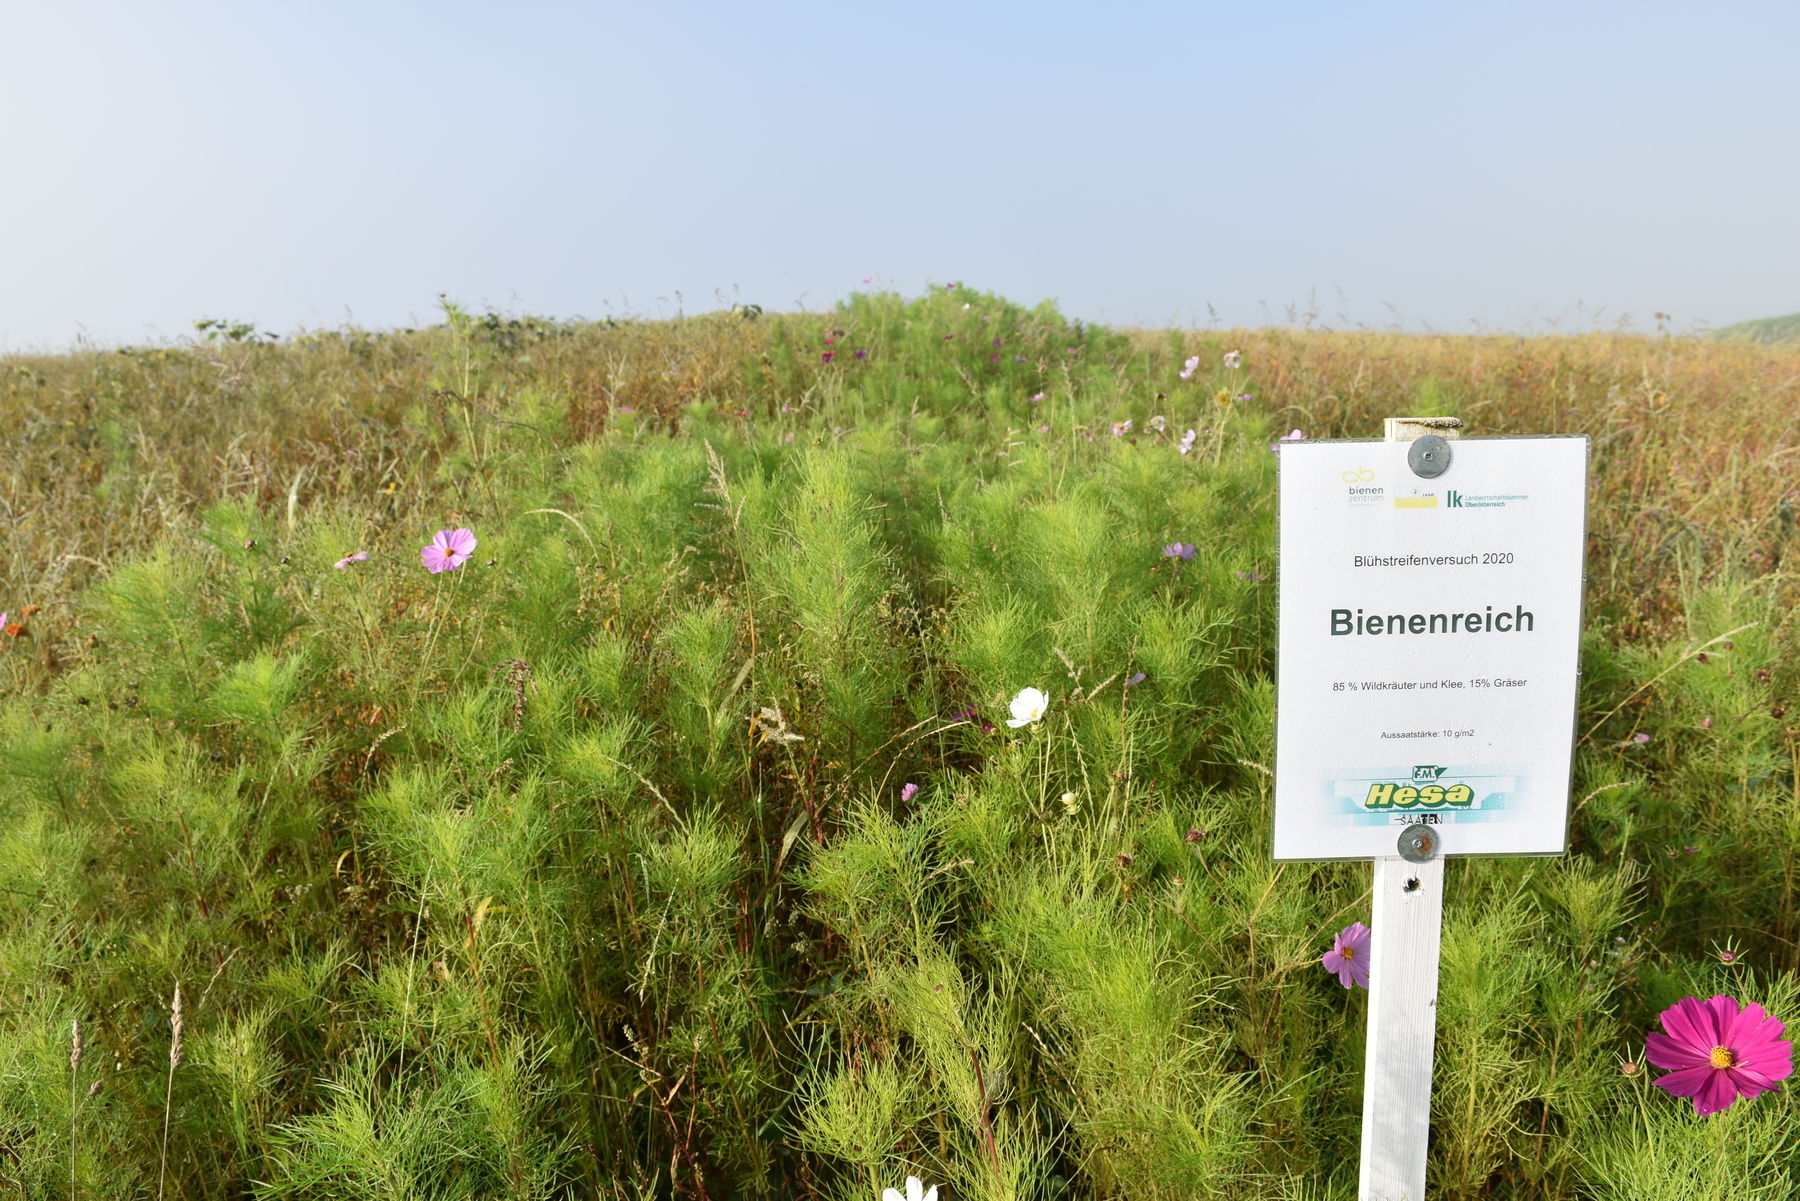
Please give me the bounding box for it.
[1341,466,1383,507]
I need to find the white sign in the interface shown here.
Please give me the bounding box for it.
[1273,436,1588,860]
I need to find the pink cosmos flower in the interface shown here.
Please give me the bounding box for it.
[1645,995,1792,1115]
[900,782,919,803]
[1111,419,1133,436]
[1223,350,1242,369]
[1163,542,1196,561]
[1178,429,1198,455]
[1323,922,1371,989]
[1179,355,1201,381]
[821,351,835,363]
[421,528,477,573]
[334,551,370,570]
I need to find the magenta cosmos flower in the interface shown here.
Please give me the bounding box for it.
[1323,922,1371,989]
[334,551,370,570]
[1645,994,1792,1115]
[421,528,477,573]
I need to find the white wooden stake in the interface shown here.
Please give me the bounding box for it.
[1358,416,1461,1201]
[1359,855,1444,1201]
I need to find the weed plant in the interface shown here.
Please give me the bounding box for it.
[1,288,1797,1199]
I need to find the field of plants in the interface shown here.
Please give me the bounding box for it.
[1,287,1797,1200]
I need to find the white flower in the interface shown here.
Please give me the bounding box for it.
[882,1177,939,1201]
[1006,686,1047,728]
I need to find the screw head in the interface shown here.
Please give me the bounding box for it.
[1398,824,1439,862]
[1408,434,1452,478]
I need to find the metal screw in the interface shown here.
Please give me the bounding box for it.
[1408,434,1452,479]
[1397,824,1439,862]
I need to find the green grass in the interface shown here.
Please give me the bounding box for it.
[1712,312,1800,346]
[1,288,1797,1199]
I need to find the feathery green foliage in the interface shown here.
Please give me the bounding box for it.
[1,286,1798,1198]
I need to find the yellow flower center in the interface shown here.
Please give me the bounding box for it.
[1709,1046,1735,1070]
[1340,946,1356,960]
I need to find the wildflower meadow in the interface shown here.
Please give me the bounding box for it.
[1,288,1797,1199]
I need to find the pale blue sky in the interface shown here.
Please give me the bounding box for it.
[4,1,1796,351]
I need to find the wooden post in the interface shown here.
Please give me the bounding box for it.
[1358,416,1462,1201]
